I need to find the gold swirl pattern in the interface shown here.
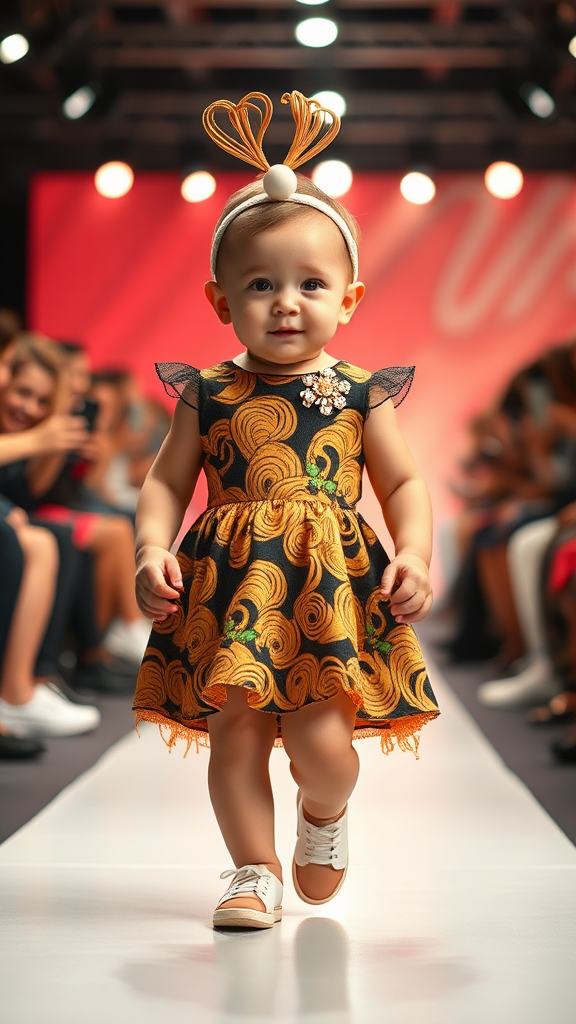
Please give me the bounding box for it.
[259,374,299,385]
[307,408,363,470]
[202,364,256,404]
[255,609,301,669]
[138,651,192,709]
[387,625,438,713]
[134,361,439,757]
[245,442,302,499]
[218,485,249,506]
[252,499,294,542]
[294,584,349,644]
[203,461,226,507]
[136,656,171,706]
[187,556,218,608]
[180,604,219,665]
[231,396,297,461]
[338,362,371,384]
[283,505,323,566]
[352,650,402,718]
[319,656,349,699]
[285,653,319,705]
[226,560,287,631]
[267,476,324,503]
[152,603,184,636]
[314,512,349,581]
[204,419,234,477]
[334,456,362,506]
[365,586,388,636]
[338,513,370,577]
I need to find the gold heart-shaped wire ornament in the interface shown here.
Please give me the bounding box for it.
[201,90,341,173]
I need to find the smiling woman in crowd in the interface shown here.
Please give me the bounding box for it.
[0,337,150,683]
[0,328,101,753]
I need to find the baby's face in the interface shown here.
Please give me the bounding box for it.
[208,213,360,366]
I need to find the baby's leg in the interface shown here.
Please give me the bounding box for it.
[281,691,359,902]
[207,686,281,912]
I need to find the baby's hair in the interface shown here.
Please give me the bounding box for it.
[214,172,360,281]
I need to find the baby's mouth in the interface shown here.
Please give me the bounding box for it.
[269,328,303,336]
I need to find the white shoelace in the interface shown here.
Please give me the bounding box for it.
[219,864,270,902]
[303,818,344,864]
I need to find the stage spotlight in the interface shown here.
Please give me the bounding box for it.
[312,160,352,197]
[0,33,29,64]
[400,171,436,205]
[94,161,134,198]
[484,161,523,199]
[181,170,216,203]
[296,0,331,4]
[519,82,555,118]
[295,17,338,48]
[63,85,97,120]
[311,90,346,120]
[569,34,576,57]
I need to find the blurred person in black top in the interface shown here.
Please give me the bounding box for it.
[447,341,576,675]
[0,325,101,750]
[0,336,150,682]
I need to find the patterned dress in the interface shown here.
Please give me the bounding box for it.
[133,359,439,756]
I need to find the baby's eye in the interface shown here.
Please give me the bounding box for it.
[252,279,272,292]
[302,279,323,292]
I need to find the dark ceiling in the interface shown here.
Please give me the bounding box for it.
[2,0,576,177]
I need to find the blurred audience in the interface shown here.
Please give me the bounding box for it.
[0,318,100,756]
[0,314,167,759]
[445,337,576,764]
[0,336,151,665]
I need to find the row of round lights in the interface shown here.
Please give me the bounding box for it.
[94,158,524,203]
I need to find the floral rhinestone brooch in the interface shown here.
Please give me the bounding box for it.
[300,367,352,416]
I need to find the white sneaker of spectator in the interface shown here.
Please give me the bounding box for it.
[103,618,151,665]
[476,655,563,709]
[0,683,101,737]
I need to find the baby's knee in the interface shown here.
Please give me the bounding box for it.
[209,688,276,751]
[293,726,357,776]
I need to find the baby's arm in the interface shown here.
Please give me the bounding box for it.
[363,399,433,624]
[135,400,203,621]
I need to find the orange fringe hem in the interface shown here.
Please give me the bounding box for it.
[133,708,439,759]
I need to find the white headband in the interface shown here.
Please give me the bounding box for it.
[210,165,359,282]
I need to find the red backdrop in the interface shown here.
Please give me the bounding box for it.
[29,171,576,588]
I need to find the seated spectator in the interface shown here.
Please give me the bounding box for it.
[85,370,169,514]
[446,340,576,668]
[441,334,576,765]
[476,501,576,762]
[0,336,150,670]
[0,322,100,754]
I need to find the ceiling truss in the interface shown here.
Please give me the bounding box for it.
[0,0,575,173]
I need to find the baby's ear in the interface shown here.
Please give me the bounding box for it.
[339,281,365,325]
[204,280,232,325]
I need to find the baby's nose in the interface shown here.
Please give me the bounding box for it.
[273,291,299,314]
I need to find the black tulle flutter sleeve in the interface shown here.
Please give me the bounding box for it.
[155,362,201,410]
[367,366,415,413]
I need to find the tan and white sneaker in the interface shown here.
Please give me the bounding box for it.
[213,864,283,930]
[292,793,348,905]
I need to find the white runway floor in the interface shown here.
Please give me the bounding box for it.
[1,657,576,1024]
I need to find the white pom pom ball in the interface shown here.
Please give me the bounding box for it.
[262,164,298,201]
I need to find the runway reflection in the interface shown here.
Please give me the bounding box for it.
[213,917,350,1020]
[295,918,350,1019]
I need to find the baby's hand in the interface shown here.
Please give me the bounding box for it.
[380,553,432,624]
[135,545,184,622]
